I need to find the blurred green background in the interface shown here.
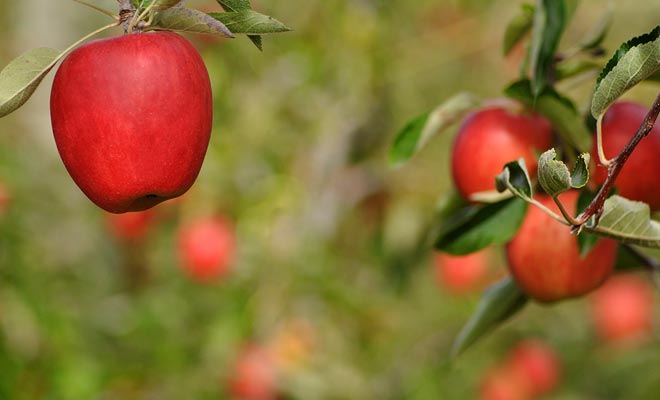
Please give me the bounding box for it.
[1,0,659,399]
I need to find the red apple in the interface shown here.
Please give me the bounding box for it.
[50,31,213,214]
[479,365,532,400]
[590,274,655,344]
[451,106,552,200]
[177,216,235,281]
[592,101,660,210]
[106,209,156,242]
[228,345,277,400]
[433,249,490,294]
[506,340,561,397]
[506,191,617,302]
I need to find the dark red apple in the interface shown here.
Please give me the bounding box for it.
[506,340,561,397]
[590,274,655,344]
[592,101,660,210]
[506,191,617,302]
[106,208,156,242]
[228,344,277,400]
[177,216,235,282]
[451,106,552,200]
[433,249,491,294]
[50,31,212,213]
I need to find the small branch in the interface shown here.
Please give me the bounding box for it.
[571,91,660,232]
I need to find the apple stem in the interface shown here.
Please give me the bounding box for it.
[571,91,660,232]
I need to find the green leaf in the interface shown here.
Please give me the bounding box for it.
[434,197,528,255]
[150,7,234,37]
[576,189,601,257]
[555,60,601,81]
[503,4,535,56]
[0,47,61,118]
[495,158,533,201]
[537,149,589,197]
[529,0,567,96]
[216,0,251,12]
[505,79,591,152]
[216,0,264,50]
[388,92,479,167]
[208,11,291,35]
[451,277,529,358]
[587,195,660,248]
[579,6,612,50]
[591,26,660,118]
[153,0,184,11]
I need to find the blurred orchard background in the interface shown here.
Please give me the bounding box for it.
[1,0,660,399]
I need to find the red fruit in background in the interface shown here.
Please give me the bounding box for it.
[479,365,532,400]
[451,107,552,200]
[229,345,277,400]
[50,31,213,214]
[106,209,156,242]
[0,181,9,216]
[433,249,490,294]
[590,274,655,344]
[506,191,617,302]
[592,101,660,210]
[177,216,235,281]
[507,340,561,397]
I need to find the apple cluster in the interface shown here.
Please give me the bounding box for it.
[446,101,660,303]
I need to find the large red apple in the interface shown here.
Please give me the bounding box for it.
[590,274,655,344]
[506,191,617,302]
[433,249,491,294]
[451,106,552,200]
[177,216,235,282]
[506,340,561,397]
[592,101,660,210]
[50,31,212,214]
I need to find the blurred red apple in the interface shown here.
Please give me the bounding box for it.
[451,106,552,200]
[229,345,277,400]
[479,365,532,400]
[106,209,156,242]
[177,216,235,281]
[0,181,9,216]
[506,340,561,397]
[433,249,491,294]
[506,191,617,302]
[592,101,660,210]
[590,274,655,344]
[50,31,212,214]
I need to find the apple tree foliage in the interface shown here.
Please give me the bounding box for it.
[0,0,290,118]
[390,0,660,357]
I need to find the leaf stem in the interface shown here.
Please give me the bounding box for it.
[571,91,660,231]
[595,113,611,166]
[73,0,119,20]
[553,195,580,226]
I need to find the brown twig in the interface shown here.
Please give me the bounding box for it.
[570,91,660,233]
